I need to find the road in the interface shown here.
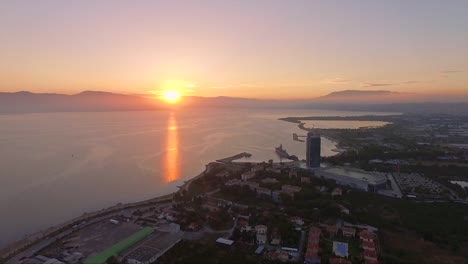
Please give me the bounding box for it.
[295,229,306,262]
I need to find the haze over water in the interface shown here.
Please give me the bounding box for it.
[0,108,393,247]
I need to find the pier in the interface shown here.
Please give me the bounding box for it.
[216,152,252,163]
[293,133,306,142]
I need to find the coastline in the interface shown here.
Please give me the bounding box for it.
[297,121,347,154]
[1,153,248,262]
[279,115,393,154]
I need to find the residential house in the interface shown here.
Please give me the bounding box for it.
[363,249,378,262]
[255,225,268,235]
[255,225,268,245]
[256,187,272,198]
[289,170,298,178]
[362,241,376,251]
[341,227,356,238]
[305,227,322,264]
[290,216,304,226]
[241,181,259,191]
[241,171,256,181]
[359,230,376,242]
[262,178,279,184]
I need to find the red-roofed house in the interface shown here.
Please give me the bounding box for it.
[341,227,356,238]
[363,249,378,261]
[361,240,376,251]
[305,227,322,264]
[359,230,376,242]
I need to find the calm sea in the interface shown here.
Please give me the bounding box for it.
[0,108,391,247]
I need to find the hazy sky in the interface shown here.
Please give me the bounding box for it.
[0,0,467,99]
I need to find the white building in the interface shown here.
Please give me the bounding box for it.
[255,225,268,244]
[241,171,256,181]
[316,167,387,192]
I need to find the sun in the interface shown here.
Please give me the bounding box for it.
[161,90,181,103]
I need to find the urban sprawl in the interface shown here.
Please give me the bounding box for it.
[2,113,468,264]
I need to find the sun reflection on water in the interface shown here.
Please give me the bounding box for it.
[162,112,180,182]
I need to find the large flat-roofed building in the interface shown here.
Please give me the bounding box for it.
[316,167,387,192]
[125,231,183,264]
[306,132,321,168]
[84,227,155,264]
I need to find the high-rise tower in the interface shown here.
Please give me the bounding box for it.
[306,131,321,168]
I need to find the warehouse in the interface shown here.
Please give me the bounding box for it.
[315,167,387,192]
[83,227,154,264]
[125,231,183,264]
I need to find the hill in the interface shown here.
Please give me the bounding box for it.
[0,91,160,113]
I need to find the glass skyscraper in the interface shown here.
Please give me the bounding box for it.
[306,131,321,168]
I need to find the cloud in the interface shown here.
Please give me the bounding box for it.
[403,81,420,84]
[323,78,352,84]
[363,83,394,87]
[441,70,460,74]
[209,83,264,89]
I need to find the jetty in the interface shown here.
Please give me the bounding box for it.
[293,133,306,142]
[216,152,252,163]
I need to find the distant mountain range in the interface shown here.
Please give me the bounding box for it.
[316,90,406,103]
[1,90,467,115]
[319,90,397,98]
[0,91,159,113]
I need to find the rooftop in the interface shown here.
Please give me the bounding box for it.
[125,231,182,263]
[84,227,154,264]
[321,167,386,185]
[359,230,377,240]
[216,238,234,246]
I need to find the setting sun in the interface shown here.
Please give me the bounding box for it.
[161,90,181,103]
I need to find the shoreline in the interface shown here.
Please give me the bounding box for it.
[279,116,393,154]
[1,153,249,261]
[2,116,366,256]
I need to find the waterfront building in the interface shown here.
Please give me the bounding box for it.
[306,132,321,168]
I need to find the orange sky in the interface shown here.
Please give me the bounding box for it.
[0,1,467,101]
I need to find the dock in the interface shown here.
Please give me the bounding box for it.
[216,152,252,163]
[293,133,305,142]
